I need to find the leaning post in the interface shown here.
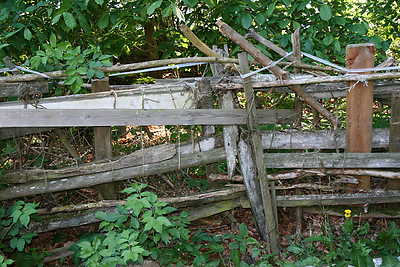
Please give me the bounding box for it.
[345,43,375,191]
[238,52,279,253]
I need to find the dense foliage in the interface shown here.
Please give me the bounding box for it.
[0,0,395,67]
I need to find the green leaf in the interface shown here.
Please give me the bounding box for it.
[16,238,26,251]
[319,4,332,21]
[78,14,91,32]
[333,39,341,53]
[52,14,62,25]
[352,23,369,35]
[183,0,197,8]
[11,209,22,223]
[19,214,30,227]
[95,0,104,5]
[95,211,121,222]
[293,21,301,29]
[50,33,57,47]
[255,14,265,25]
[24,28,32,40]
[63,12,77,29]
[98,13,109,29]
[157,216,172,227]
[10,237,19,250]
[381,255,400,267]
[265,3,275,17]
[240,14,252,29]
[126,198,145,216]
[322,35,334,46]
[147,0,163,15]
[0,43,10,50]
[287,245,303,254]
[334,16,346,25]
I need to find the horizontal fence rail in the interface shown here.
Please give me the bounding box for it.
[0,109,295,127]
[264,152,400,169]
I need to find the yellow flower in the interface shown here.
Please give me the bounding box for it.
[344,209,352,218]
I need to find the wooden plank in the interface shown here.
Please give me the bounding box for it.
[239,52,279,252]
[277,191,400,207]
[264,152,400,169]
[261,128,389,150]
[92,78,117,199]
[0,109,295,127]
[388,93,400,189]
[219,72,400,91]
[0,83,195,110]
[0,80,48,97]
[4,130,391,184]
[0,127,53,140]
[238,139,268,240]
[346,43,375,190]
[4,144,177,184]
[222,91,239,178]
[0,148,227,200]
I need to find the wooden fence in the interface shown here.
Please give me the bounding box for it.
[1,21,400,253]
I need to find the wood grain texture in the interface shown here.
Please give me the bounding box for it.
[239,52,279,251]
[264,152,400,169]
[0,83,195,110]
[0,109,296,127]
[4,129,390,184]
[92,78,116,199]
[0,80,48,97]
[4,144,177,184]
[0,148,226,200]
[346,43,375,190]
[387,93,400,189]
[261,128,389,150]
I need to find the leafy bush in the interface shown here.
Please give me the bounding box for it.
[74,183,191,266]
[0,201,38,253]
[74,183,272,267]
[28,35,112,94]
[283,219,400,267]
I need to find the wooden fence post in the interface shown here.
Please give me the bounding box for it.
[92,78,118,199]
[238,52,279,253]
[346,43,375,191]
[388,93,400,189]
[291,29,303,236]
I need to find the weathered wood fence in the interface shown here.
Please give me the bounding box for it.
[1,21,400,253]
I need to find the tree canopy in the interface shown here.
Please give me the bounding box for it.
[0,0,397,76]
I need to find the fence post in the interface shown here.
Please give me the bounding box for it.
[388,93,400,189]
[92,78,118,199]
[346,43,375,191]
[238,52,279,253]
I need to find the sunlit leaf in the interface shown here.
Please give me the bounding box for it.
[319,4,332,21]
[23,28,32,40]
[240,14,252,29]
[98,13,109,29]
[147,0,163,15]
[63,12,77,29]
